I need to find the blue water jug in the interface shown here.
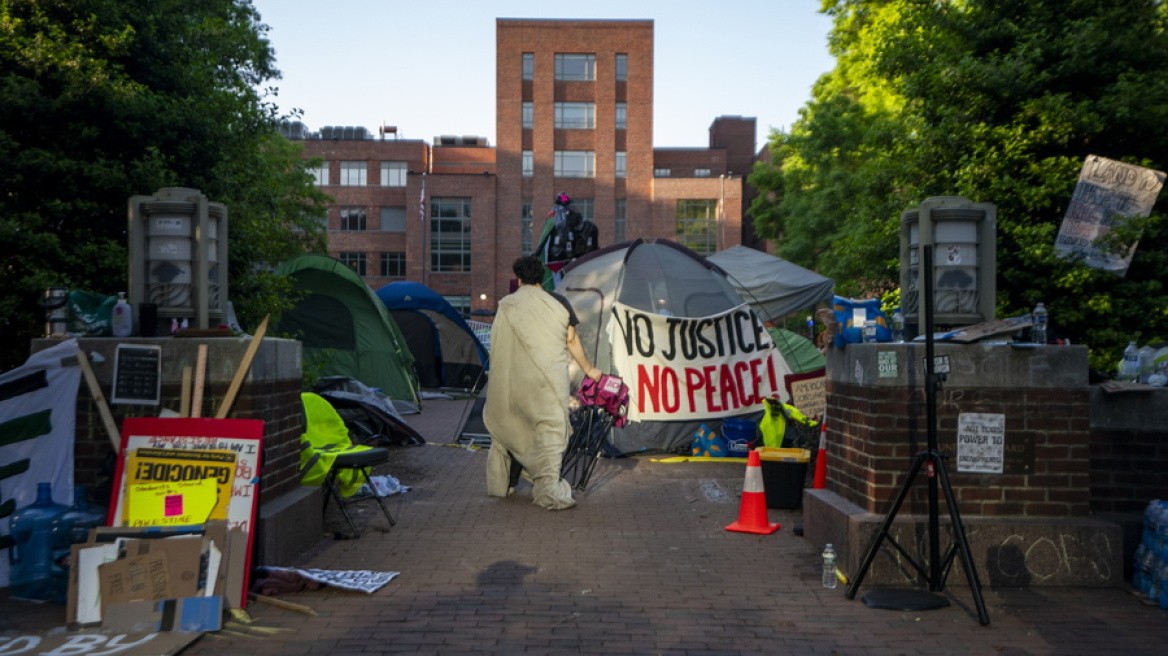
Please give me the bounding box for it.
[48,484,107,604]
[8,482,68,602]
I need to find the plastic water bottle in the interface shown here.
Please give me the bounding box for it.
[1031,302,1048,345]
[1134,544,1149,590]
[862,320,876,343]
[111,291,133,337]
[49,484,107,604]
[1147,553,1163,602]
[1120,342,1140,382]
[1138,346,1155,383]
[1159,563,1168,610]
[892,309,905,343]
[1157,503,1168,561]
[821,543,837,589]
[8,482,68,602]
[1140,547,1158,596]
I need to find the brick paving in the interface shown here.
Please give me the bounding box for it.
[4,397,1166,654]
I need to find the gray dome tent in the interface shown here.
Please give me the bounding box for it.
[556,239,795,455]
[706,245,835,322]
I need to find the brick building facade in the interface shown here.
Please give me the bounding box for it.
[287,19,757,315]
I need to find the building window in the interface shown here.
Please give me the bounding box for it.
[572,198,594,221]
[554,150,595,178]
[615,199,627,242]
[445,295,471,317]
[676,199,718,256]
[554,102,595,129]
[615,103,627,130]
[655,168,672,177]
[380,206,406,232]
[339,252,366,276]
[615,54,628,81]
[380,161,407,186]
[555,53,595,81]
[431,197,472,273]
[340,206,367,231]
[379,252,406,277]
[694,168,711,178]
[339,161,367,186]
[521,199,534,255]
[615,151,627,179]
[522,102,534,129]
[522,52,534,80]
[522,150,533,177]
[308,161,330,186]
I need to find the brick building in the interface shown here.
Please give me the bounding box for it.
[287,19,757,315]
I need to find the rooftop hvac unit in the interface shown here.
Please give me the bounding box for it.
[320,126,339,140]
[353,126,370,140]
[437,135,458,145]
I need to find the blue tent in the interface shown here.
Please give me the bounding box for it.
[376,281,489,392]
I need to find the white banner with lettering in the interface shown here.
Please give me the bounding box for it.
[607,302,791,422]
[0,339,80,588]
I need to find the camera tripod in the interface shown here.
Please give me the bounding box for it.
[844,244,990,626]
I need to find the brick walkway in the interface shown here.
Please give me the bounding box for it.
[4,398,1165,654]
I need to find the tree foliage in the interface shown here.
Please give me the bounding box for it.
[0,0,328,370]
[750,0,1168,370]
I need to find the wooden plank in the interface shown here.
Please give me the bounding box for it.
[215,315,270,419]
[190,344,208,419]
[77,349,122,453]
[180,366,193,418]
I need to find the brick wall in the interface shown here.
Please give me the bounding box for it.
[1087,386,1168,514]
[824,343,1094,519]
[827,380,1093,517]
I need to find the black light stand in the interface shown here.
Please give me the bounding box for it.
[844,244,990,626]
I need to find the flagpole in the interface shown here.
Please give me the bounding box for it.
[420,172,427,287]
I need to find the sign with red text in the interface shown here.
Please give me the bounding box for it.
[607,302,792,421]
[111,418,263,608]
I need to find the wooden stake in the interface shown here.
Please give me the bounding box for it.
[215,315,270,419]
[191,344,208,419]
[250,593,318,616]
[76,350,122,453]
[180,366,193,418]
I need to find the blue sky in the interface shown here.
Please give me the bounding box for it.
[249,0,836,149]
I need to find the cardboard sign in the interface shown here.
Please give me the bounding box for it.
[111,418,263,608]
[1054,155,1165,275]
[122,447,237,525]
[784,369,826,420]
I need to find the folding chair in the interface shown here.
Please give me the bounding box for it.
[299,392,396,538]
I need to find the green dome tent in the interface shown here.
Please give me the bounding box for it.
[275,255,419,405]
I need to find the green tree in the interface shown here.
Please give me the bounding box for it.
[0,0,328,370]
[752,0,1168,370]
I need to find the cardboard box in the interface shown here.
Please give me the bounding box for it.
[66,521,244,628]
[103,596,224,633]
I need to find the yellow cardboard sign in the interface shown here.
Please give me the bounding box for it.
[123,447,237,525]
[125,478,219,527]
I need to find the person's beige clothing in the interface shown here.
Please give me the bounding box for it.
[483,285,576,509]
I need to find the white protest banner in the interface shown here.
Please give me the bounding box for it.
[0,339,80,588]
[607,302,792,421]
[1054,155,1165,275]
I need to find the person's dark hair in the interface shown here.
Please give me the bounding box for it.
[513,256,546,285]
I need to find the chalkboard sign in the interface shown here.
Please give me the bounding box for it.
[111,344,162,405]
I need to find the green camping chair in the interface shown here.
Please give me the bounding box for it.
[299,392,396,538]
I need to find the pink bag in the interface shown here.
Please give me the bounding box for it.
[578,374,630,428]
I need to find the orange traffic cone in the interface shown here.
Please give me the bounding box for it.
[725,450,781,535]
[812,421,828,489]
